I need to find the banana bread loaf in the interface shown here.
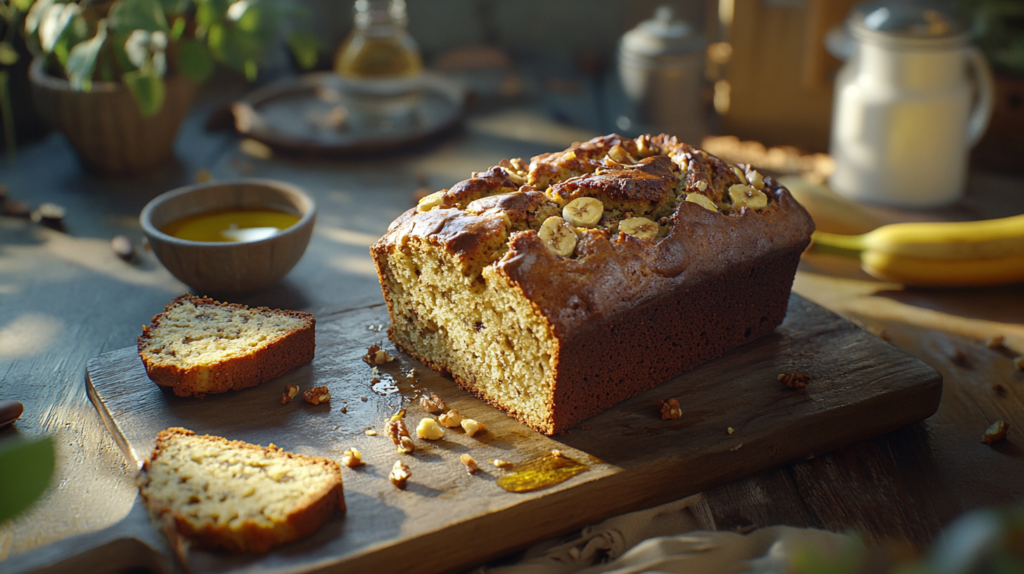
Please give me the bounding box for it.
[138,294,315,397]
[371,134,815,434]
[138,427,344,553]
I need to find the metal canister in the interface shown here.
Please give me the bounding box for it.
[618,6,706,143]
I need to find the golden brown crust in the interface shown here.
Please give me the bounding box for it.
[138,427,345,553]
[137,295,316,398]
[372,134,816,434]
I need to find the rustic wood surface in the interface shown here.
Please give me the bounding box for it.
[1,80,1023,570]
[7,294,940,574]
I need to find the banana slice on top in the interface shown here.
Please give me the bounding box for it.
[562,197,603,228]
[619,217,658,239]
[685,193,719,212]
[728,184,768,210]
[538,216,578,257]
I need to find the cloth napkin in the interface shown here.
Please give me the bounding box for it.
[478,494,855,574]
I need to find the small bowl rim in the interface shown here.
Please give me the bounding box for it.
[140,178,316,247]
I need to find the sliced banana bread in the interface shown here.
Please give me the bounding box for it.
[371,134,815,434]
[138,427,345,553]
[137,294,315,397]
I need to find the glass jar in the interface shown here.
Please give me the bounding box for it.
[334,0,424,128]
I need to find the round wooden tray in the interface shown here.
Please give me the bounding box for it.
[231,72,465,155]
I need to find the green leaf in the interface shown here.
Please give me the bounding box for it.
[108,0,169,33]
[195,0,232,28]
[123,68,165,116]
[0,436,56,523]
[169,16,186,41]
[178,38,213,83]
[65,22,107,91]
[0,42,19,66]
[38,3,81,53]
[287,31,320,71]
[159,0,191,15]
[15,0,34,12]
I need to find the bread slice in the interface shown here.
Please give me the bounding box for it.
[137,294,315,397]
[138,427,345,553]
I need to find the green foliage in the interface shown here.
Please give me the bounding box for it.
[287,31,320,71]
[13,0,322,114]
[959,0,1024,74]
[0,436,56,523]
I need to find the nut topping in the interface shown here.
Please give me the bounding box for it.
[386,418,411,445]
[420,394,447,414]
[778,373,812,389]
[341,448,364,468]
[460,454,480,475]
[280,384,299,404]
[461,418,486,437]
[303,386,330,405]
[656,398,682,420]
[416,417,445,440]
[438,409,463,428]
[389,460,411,489]
[982,420,1009,445]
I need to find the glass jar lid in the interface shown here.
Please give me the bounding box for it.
[621,6,704,58]
[849,2,967,46]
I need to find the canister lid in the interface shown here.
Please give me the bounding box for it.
[849,2,967,46]
[621,6,705,58]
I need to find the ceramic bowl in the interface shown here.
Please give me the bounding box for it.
[141,179,316,295]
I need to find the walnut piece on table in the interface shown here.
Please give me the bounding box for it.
[280,384,299,404]
[460,454,479,475]
[656,398,682,420]
[439,409,463,428]
[983,420,1009,445]
[363,343,394,366]
[420,393,447,413]
[303,386,331,405]
[778,373,812,389]
[390,460,411,489]
[341,448,363,468]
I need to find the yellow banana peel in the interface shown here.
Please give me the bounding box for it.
[809,213,1024,287]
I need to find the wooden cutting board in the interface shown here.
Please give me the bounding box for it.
[11,294,941,574]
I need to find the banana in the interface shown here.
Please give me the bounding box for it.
[809,212,1024,286]
[562,197,603,228]
[728,184,768,210]
[813,213,1024,259]
[417,191,446,212]
[685,193,719,212]
[619,217,658,239]
[538,216,578,257]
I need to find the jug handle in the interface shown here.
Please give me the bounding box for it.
[966,46,995,148]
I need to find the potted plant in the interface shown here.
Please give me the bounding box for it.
[17,0,318,175]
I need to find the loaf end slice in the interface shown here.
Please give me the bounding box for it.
[138,427,345,553]
[137,294,315,397]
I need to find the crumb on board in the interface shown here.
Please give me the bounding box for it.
[983,420,1009,445]
[778,373,812,389]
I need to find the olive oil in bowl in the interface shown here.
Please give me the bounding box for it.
[162,209,301,243]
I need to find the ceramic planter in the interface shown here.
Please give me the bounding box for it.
[29,58,197,176]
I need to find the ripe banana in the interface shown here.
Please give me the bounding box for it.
[538,216,577,257]
[728,184,768,210]
[619,217,658,239]
[563,197,603,228]
[809,213,1024,287]
[685,193,719,212]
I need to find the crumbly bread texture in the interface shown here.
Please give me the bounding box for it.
[371,134,816,435]
[138,294,315,397]
[138,427,345,553]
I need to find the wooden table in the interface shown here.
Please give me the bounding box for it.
[1,87,1022,567]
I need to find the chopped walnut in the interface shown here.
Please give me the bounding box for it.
[363,344,395,366]
[727,427,735,435]
[984,335,1004,349]
[438,409,463,428]
[386,419,410,445]
[950,349,970,367]
[551,449,563,457]
[280,384,299,404]
[303,386,331,405]
[389,409,407,422]
[1014,356,1024,372]
[491,459,513,470]
[656,398,682,420]
[778,373,812,389]
[460,454,479,475]
[398,436,416,454]
[365,428,377,436]
[389,460,411,489]
[416,418,444,440]
[982,420,1009,445]
[341,448,363,468]
[420,394,447,414]
[461,418,486,437]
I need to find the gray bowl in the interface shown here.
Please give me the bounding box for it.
[140,179,316,294]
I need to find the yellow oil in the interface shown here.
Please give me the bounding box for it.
[496,453,589,493]
[334,35,423,79]
[162,209,300,243]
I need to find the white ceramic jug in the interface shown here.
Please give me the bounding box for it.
[828,2,994,208]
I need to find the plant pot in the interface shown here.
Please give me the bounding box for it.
[28,58,197,176]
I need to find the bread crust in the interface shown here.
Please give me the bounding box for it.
[372,134,815,434]
[137,294,315,398]
[138,427,345,553]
